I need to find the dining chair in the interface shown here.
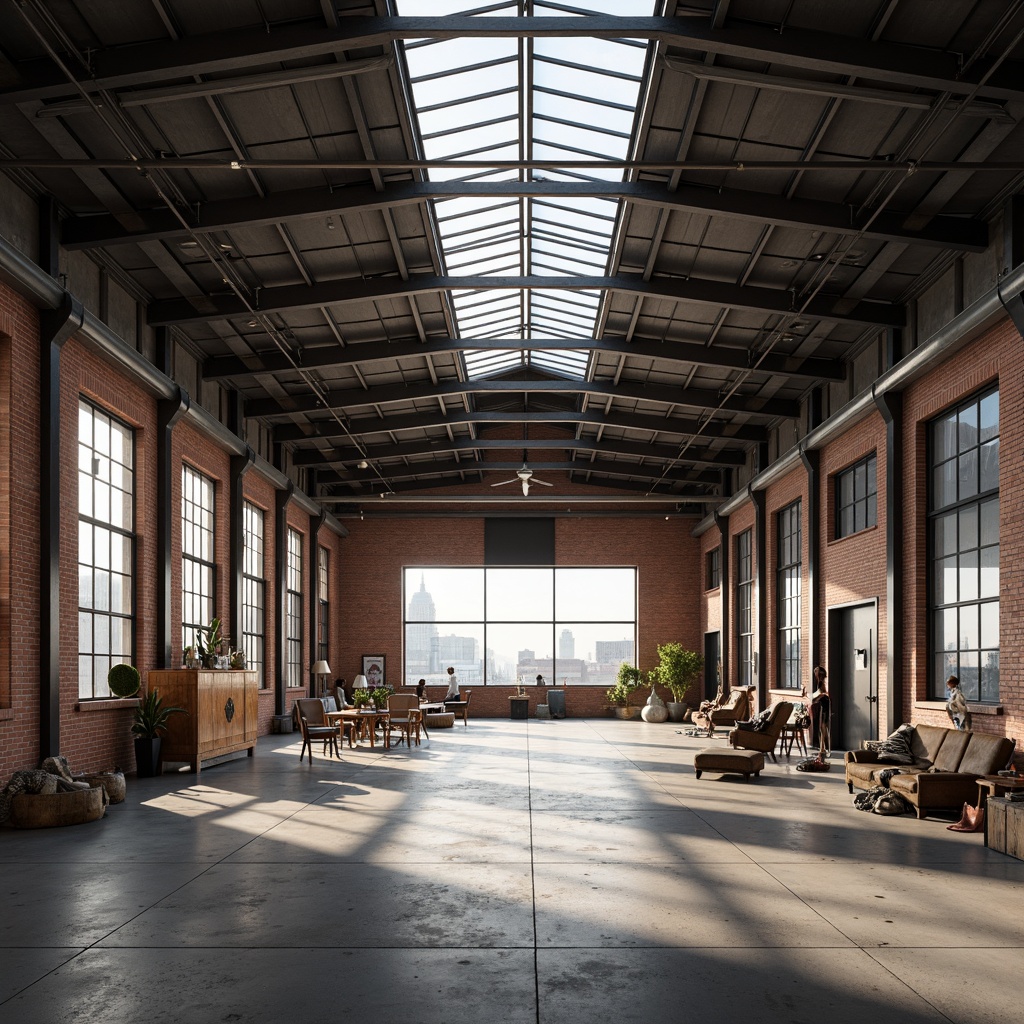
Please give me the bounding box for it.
[445,688,472,726]
[295,698,342,763]
[385,694,422,749]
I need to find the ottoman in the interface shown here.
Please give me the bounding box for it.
[424,711,456,729]
[694,747,764,780]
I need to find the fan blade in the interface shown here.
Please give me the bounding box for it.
[530,477,555,487]
[490,477,520,488]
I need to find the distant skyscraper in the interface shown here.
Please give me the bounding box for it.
[595,639,634,664]
[406,575,438,676]
[558,628,574,659]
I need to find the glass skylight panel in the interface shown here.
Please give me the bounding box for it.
[396,1,654,379]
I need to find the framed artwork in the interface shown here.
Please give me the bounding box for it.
[362,655,385,688]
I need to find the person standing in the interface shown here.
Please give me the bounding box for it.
[809,666,831,753]
[443,666,460,701]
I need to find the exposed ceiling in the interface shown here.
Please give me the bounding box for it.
[2,0,1023,511]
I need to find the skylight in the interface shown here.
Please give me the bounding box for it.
[395,1,654,379]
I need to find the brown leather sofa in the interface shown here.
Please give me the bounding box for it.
[845,723,1014,819]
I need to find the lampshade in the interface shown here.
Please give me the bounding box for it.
[311,660,331,676]
[352,674,368,688]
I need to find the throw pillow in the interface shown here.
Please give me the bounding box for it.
[739,707,773,732]
[864,723,915,764]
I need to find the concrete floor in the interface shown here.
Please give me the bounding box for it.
[1,718,1021,1024]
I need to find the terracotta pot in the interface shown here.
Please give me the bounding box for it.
[614,706,641,720]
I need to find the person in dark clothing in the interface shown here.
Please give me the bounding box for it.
[809,665,831,753]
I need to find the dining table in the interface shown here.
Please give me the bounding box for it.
[326,708,391,749]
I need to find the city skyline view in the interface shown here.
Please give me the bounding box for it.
[403,567,636,686]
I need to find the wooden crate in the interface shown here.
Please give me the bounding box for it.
[986,798,1024,860]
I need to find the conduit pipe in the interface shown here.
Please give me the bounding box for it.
[0,232,344,534]
[693,259,1024,535]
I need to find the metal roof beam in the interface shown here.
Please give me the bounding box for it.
[204,333,844,383]
[245,376,798,420]
[149,273,904,329]
[292,435,745,469]
[274,408,765,444]
[63,179,986,252]
[3,17,1023,105]
[317,458,719,488]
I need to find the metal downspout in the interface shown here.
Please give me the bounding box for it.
[873,387,903,736]
[39,294,83,758]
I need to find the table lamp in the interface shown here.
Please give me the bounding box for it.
[311,660,332,698]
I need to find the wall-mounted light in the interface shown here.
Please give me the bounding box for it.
[357,460,368,469]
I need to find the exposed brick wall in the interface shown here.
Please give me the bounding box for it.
[0,286,42,778]
[819,411,889,725]
[764,467,809,706]
[338,515,702,716]
[900,321,1019,748]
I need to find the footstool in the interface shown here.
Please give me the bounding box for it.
[424,711,455,729]
[694,747,764,780]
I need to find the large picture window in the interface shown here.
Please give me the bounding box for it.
[735,530,753,688]
[930,388,999,701]
[242,501,265,687]
[403,567,637,686]
[286,528,303,687]
[777,501,801,690]
[182,465,215,654]
[78,400,134,698]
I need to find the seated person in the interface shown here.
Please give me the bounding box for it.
[416,678,426,703]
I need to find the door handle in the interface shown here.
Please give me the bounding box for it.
[865,695,878,703]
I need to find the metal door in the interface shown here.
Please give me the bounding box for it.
[836,604,877,748]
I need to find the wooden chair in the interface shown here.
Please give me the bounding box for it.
[444,688,472,726]
[728,701,794,764]
[295,698,342,763]
[385,694,422,749]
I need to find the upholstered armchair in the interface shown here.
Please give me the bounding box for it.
[728,701,794,763]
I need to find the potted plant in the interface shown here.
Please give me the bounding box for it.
[371,685,393,709]
[131,688,186,777]
[654,643,704,723]
[351,688,371,709]
[194,617,227,668]
[606,663,643,719]
[107,662,141,699]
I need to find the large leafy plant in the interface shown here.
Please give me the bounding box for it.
[653,643,704,703]
[131,688,186,739]
[606,663,644,707]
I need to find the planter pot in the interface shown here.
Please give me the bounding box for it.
[9,785,107,828]
[614,706,641,720]
[78,770,126,803]
[641,703,668,723]
[134,737,163,777]
[666,702,689,723]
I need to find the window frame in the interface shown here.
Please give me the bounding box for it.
[834,452,878,539]
[286,528,303,688]
[705,546,721,590]
[735,529,753,689]
[242,500,265,687]
[928,387,999,702]
[181,464,216,656]
[317,546,330,666]
[402,566,637,685]
[77,399,135,700]
[776,501,802,690]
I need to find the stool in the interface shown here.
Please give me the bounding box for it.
[694,747,765,780]
[424,711,455,729]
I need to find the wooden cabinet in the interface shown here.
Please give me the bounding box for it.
[147,670,259,773]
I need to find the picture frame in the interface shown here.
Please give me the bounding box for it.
[362,655,385,689]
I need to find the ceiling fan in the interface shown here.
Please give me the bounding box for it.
[490,462,555,497]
